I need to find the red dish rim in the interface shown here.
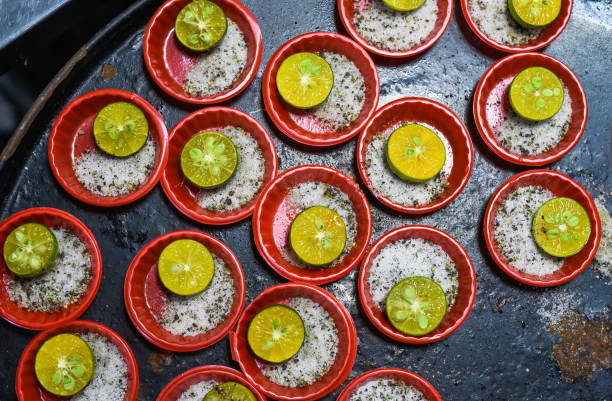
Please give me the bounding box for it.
[473,52,588,166]
[0,207,102,331]
[229,282,358,401]
[459,0,573,53]
[356,97,474,214]
[143,0,263,105]
[252,164,372,285]
[161,106,278,225]
[336,368,443,401]
[358,225,476,344]
[124,230,246,351]
[483,169,601,287]
[156,365,266,401]
[15,320,139,401]
[48,89,169,207]
[337,0,454,58]
[262,31,380,147]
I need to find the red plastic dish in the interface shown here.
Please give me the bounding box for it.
[48,89,169,207]
[483,170,601,287]
[474,52,587,166]
[358,225,476,344]
[357,97,474,214]
[124,230,246,352]
[338,0,453,58]
[156,365,266,401]
[144,0,262,104]
[262,32,379,147]
[161,107,278,225]
[252,165,372,285]
[15,320,139,401]
[336,368,443,401]
[229,283,357,401]
[0,208,102,331]
[460,0,573,53]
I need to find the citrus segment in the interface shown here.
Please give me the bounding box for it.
[180,131,238,188]
[157,239,215,296]
[3,223,58,278]
[509,67,564,121]
[532,197,591,258]
[276,52,334,109]
[383,0,427,11]
[93,101,149,157]
[386,276,447,336]
[289,206,347,266]
[203,382,257,401]
[175,0,227,52]
[386,124,446,182]
[508,0,562,28]
[34,333,95,397]
[247,304,305,363]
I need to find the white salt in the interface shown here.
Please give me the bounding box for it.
[469,0,543,46]
[348,378,427,401]
[177,381,217,401]
[594,200,612,280]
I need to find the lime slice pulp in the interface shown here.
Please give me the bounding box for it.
[247,304,305,363]
[93,101,149,157]
[180,131,238,189]
[508,0,562,28]
[509,67,564,121]
[204,382,257,401]
[276,52,334,109]
[157,239,215,296]
[3,223,58,278]
[383,0,427,11]
[175,0,227,52]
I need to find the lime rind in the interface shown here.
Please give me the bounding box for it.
[508,0,562,29]
[247,304,305,363]
[203,382,257,401]
[509,67,564,121]
[93,101,149,157]
[382,0,427,11]
[3,223,58,278]
[175,0,228,52]
[157,239,215,296]
[180,131,238,189]
[276,52,334,109]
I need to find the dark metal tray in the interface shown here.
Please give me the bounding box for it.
[1,1,610,400]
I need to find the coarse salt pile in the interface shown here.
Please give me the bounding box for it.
[494,186,564,276]
[158,255,234,337]
[73,135,156,197]
[196,126,265,212]
[368,238,458,308]
[354,0,439,51]
[594,200,612,280]
[5,227,91,313]
[365,124,452,207]
[283,181,357,269]
[348,378,428,401]
[469,0,543,46]
[259,297,338,388]
[494,86,572,156]
[184,20,247,97]
[177,381,217,401]
[71,333,128,401]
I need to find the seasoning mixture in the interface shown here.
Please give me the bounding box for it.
[349,378,428,401]
[258,297,338,387]
[177,381,217,401]
[5,227,91,313]
[594,200,612,280]
[469,0,543,46]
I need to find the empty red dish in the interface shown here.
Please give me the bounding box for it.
[252,165,372,285]
[474,52,587,166]
[336,368,443,401]
[337,0,453,58]
[483,169,601,286]
[262,32,379,147]
[124,230,245,351]
[460,0,573,53]
[358,225,476,344]
[156,365,266,401]
[229,283,357,401]
[144,0,262,104]
[356,97,473,214]
[161,107,278,225]
[48,89,169,207]
[0,207,102,331]
[15,320,139,401]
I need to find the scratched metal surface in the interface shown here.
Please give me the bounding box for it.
[0,0,610,400]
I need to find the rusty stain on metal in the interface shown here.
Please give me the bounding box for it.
[101,63,116,80]
[148,350,173,374]
[492,297,507,313]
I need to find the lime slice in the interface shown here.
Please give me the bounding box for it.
[508,0,562,28]
[180,131,238,189]
[35,333,95,397]
[175,0,227,52]
[93,102,149,157]
[3,223,58,278]
[386,124,446,183]
[276,52,334,109]
[157,239,215,296]
[509,67,564,121]
[289,206,347,266]
[247,304,305,363]
[386,276,447,336]
[204,382,257,401]
[382,0,426,11]
[532,197,591,258]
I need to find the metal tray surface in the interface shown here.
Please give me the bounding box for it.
[0,1,610,400]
